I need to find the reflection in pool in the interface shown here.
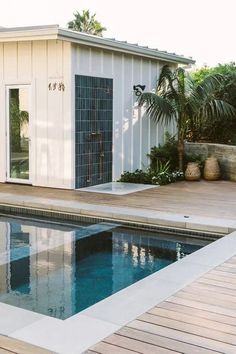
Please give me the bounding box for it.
[0,216,210,319]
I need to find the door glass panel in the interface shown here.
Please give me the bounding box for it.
[9,88,29,180]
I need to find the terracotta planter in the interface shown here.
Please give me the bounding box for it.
[204,157,220,181]
[185,162,201,181]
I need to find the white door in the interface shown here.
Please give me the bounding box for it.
[6,85,31,183]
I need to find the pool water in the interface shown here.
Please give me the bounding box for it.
[0,216,210,319]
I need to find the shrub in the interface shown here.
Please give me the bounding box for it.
[118,169,152,184]
[147,132,179,172]
[119,163,183,186]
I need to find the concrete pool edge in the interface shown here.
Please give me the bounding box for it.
[0,230,235,354]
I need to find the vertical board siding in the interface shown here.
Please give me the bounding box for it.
[3,42,18,82]
[0,43,6,181]
[32,41,48,185]
[141,60,151,168]
[102,51,113,76]
[17,42,32,82]
[0,38,176,189]
[123,57,132,172]
[47,40,64,187]
[73,46,172,181]
[112,54,123,179]
[132,58,142,171]
[0,40,73,188]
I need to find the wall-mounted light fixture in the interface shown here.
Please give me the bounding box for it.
[133,84,146,96]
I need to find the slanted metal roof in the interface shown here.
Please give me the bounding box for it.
[0,24,195,65]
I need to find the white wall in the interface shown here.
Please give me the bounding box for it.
[72,44,176,181]
[0,40,74,189]
[0,38,176,189]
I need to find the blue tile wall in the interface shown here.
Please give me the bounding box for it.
[75,75,113,188]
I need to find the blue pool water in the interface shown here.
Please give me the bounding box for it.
[0,216,210,319]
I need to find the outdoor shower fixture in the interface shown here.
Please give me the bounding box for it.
[133,84,146,96]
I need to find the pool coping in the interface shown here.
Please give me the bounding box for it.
[0,194,235,353]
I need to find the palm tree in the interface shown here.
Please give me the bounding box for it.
[139,65,236,171]
[67,9,106,37]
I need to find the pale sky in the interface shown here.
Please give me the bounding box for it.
[1,0,235,67]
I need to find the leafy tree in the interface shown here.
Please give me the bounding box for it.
[192,63,236,107]
[191,63,236,143]
[139,65,236,170]
[67,9,106,36]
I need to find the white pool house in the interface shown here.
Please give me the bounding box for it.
[0,25,194,189]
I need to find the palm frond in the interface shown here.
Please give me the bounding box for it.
[197,73,224,99]
[157,65,173,89]
[138,92,176,125]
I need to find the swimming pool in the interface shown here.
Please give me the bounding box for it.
[0,215,210,319]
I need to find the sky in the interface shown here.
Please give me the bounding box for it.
[1,0,235,68]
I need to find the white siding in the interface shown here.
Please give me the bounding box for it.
[72,45,173,180]
[0,37,177,189]
[0,40,73,188]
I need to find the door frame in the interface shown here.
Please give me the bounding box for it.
[6,84,32,184]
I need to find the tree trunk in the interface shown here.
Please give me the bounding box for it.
[177,138,184,171]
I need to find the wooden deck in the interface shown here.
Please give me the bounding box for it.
[0,335,54,354]
[0,180,236,219]
[87,255,236,354]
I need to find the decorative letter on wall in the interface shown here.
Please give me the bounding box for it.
[48,81,65,91]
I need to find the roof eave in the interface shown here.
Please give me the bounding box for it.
[58,29,195,65]
[0,25,59,42]
[0,25,195,65]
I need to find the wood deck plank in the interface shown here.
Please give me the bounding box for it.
[168,295,236,317]
[88,341,138,353]
[104,334,180,354]
[148,307,236,335]
[200,272,236,284]
[116,327,218,354]
[0,349,14,354]
[138,313,236,345]
[182,284,236,301]
[127,320,235,353]
[188,281,236,297]
[216,266,236,274]
[198,277,236,290]
[210,269,236,280]
[0,335,54,354]
[165,298,236,326]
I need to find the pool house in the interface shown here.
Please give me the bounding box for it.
[0,25,194,189]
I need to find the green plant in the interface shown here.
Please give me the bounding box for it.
[139,65,236,170]
[67,9,106,36]
[118,169,152,184]
[190,63,236,144]
[148,132,178,172]
[118,160,184,186]
[184,153,206,173]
